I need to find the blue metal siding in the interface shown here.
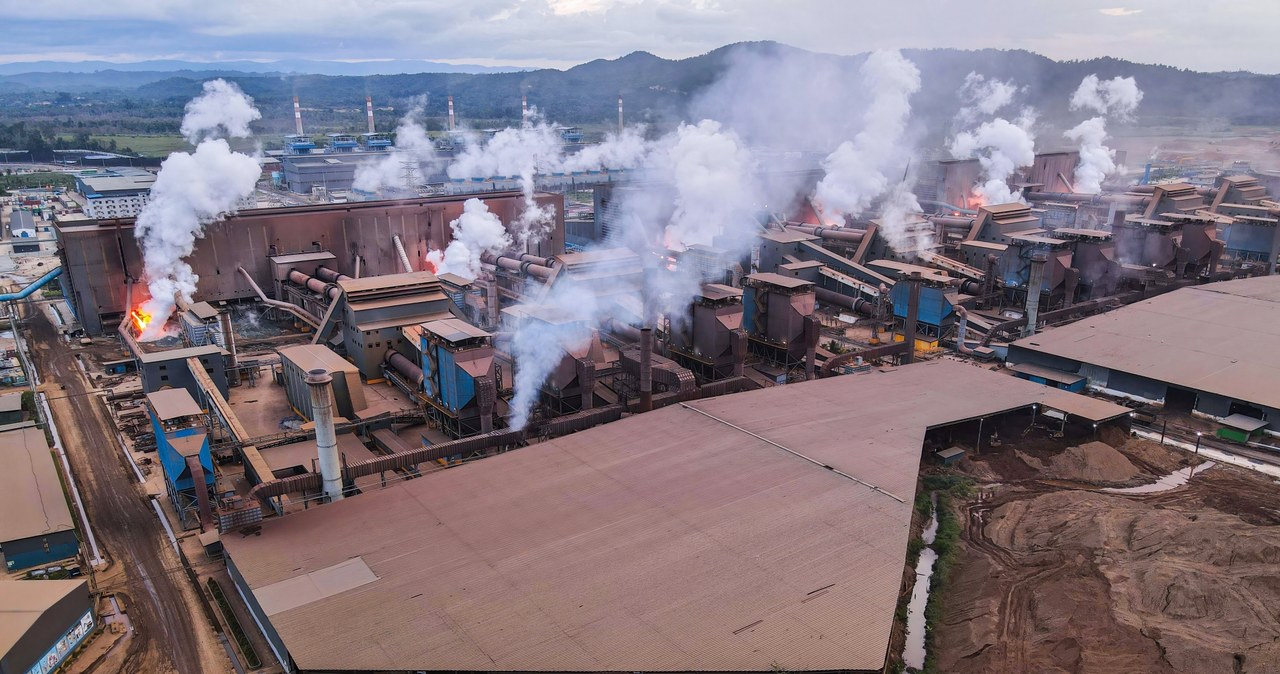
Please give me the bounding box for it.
[742,286,759,335]
[890,284,953,327]
[3,531,80,571]
[151,413,212,493]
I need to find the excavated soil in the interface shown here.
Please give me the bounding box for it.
[1017,441,1142,484]
[933,437,1280,674]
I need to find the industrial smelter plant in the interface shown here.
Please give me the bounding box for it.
[32,51,1280,674]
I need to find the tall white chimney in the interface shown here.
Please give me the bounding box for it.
[293,96,304,135]
[521,94,528,124]
[617,94,624,134]
[365,96,375,134]
[447,96,456,131]
[305,369,344,502]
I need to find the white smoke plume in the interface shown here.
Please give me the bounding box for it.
[957,72,1019,125]
[504,282,603,432]
[1065,75,1143,193]
[561,125,650,173]
[660,120,758,249]
[134,79,261,340]
[425,198,511,279]
[814,50,921,221]
[949,110,1037,206]
[1070,74,1143,121]
[352,103,441,194]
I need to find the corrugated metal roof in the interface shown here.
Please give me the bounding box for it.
[224,360,1125,673]
[337,271,438,295]
[1012,275,1280,410]
[135,344,227,364]
[0,580,87,655]
[279,344,359,376]
[146,388,203,420]
[269,251,336,266]
[422,318,491,343]
[0,427,75,544]
[744,272,813,290]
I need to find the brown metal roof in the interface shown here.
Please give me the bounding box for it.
[337,271,439,295]
[279,344,359,376]
[0,427,75,544]
[1012,275,1280,410]
[224,360,1124,673]
[0,580,87,656]
[146,388,203,420]
[134,344,227,364]
[268,251,337,266]
[422,318,492,343]
[744,272,814,290]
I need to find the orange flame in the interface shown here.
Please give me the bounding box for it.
[131,309,152,334]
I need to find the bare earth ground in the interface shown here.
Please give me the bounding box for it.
[30,309,232,674]
[934,431,1280,674]
[1108,127,1280,173]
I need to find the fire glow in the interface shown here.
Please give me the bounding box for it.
[131,309,152,334]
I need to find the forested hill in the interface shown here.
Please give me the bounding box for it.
[2,42,1277,149]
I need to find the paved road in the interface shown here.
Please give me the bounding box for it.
[29,311,222,674]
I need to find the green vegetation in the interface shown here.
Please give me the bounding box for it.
[206,578,262,669]
[73,134,189,157]
[0,172,76,194]
[919,473,972,674]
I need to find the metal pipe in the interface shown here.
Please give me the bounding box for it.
[353,255,362,279]
[954,306,974,355]
[1023,254,1047,338]
[903,271,921,365]
[384,350,424,389]
[0,266,62,302]
[237,267,320,328]
[639,327,653,412]
[803,315,819,381]
[516,253,555,268]
[815,287,873,316]
[484,253,554,280]
[289,269,339,300]
[928,216,976,228]
[1025,191,1148,205]
[784,223,866,243]
[315,266,350,283]
[392,235,414,273]
[305,369,343,503]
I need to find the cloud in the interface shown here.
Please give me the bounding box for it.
[1099,8,1143,16]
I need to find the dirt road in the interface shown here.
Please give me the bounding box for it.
[29,311,229,674]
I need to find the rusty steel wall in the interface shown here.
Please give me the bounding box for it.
[57,192,564,334]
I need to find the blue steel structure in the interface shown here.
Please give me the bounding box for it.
[420,319,496,438]
[889,280,955,340]
[147,390,215,529]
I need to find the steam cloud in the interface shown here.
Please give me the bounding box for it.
[957,72,1019,125]
[134,79,261,340]
[352,103,440,194]
[1065,75,1143,193]
[950,107,1037,206]
[425,198,511,279]
[813,50,923,250]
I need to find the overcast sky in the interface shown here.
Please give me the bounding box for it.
[0,0,1274,73]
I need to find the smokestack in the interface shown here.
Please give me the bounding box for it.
[305,369,344,503]
[955,306,974,355]
[219,309,237,382]
[639,327,653,412]
[447,96,456,132]
[366,96,375,134]
[293,96,304,136]
[903,272,921,365]
[521,94,528,123]
[803,315,819,380]
[617,94,624,134]
[1023,254,1046,338]
[1063,268,1079,309]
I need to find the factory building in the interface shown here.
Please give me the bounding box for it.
[74,167,156,219]
[0,427,78,572]
[136,344,230,401]
[278,345,367,420]
[335,273,451,379]
[0,580,95,674]
[1008,275,1280,430]
[146,388,216,529]
[54,192,562,335]
[223,360,1126,674]
[279,152,389,195]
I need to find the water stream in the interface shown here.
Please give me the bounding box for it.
[902,491,938,672]
[1103,461,1216,494]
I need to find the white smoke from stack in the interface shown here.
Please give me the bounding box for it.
[812,50,922,250]
[561,126,649,173]
[1065,75,1143,193]
[660,120,757,249]
[424,198,511,279]
[949,109,1037,206]
[134,79,261,340]
[956,72,1019,125]
[505,283,601,432]
[352,103,439,194]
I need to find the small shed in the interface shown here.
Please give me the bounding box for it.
[1008,362,1086,392]
[935,446,965,466]
[0,390,25,425]
[1217,414,1268,443]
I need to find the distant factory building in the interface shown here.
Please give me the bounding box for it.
[280,152,388,195]
[0,427,78,572]
[74,167,156,219]
[224,360,1126,674]
[1008,275,1280,430]
[0,580,95,674]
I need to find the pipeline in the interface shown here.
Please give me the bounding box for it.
[815,287,874,316]
[803,314,819,381]
[483,253,554,281]
[784,223,866,243]
[1024,191,1148,205]
[384,349,424,389]
[288,269,340,300]
[516,253,556,268]
[237,267,320,328]
[638,327,653,412]
[0,266,62,302]
[954,306,974,355]
[315,266,351,284]
[392,235,414,273]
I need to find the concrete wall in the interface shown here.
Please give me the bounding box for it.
[55,192,563,334]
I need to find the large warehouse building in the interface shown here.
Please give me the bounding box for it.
[0,427,79,573]
[224,360,1126,673]
[0,580,95,674]
[1008,275,1280,430]
[53,191,563,334]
